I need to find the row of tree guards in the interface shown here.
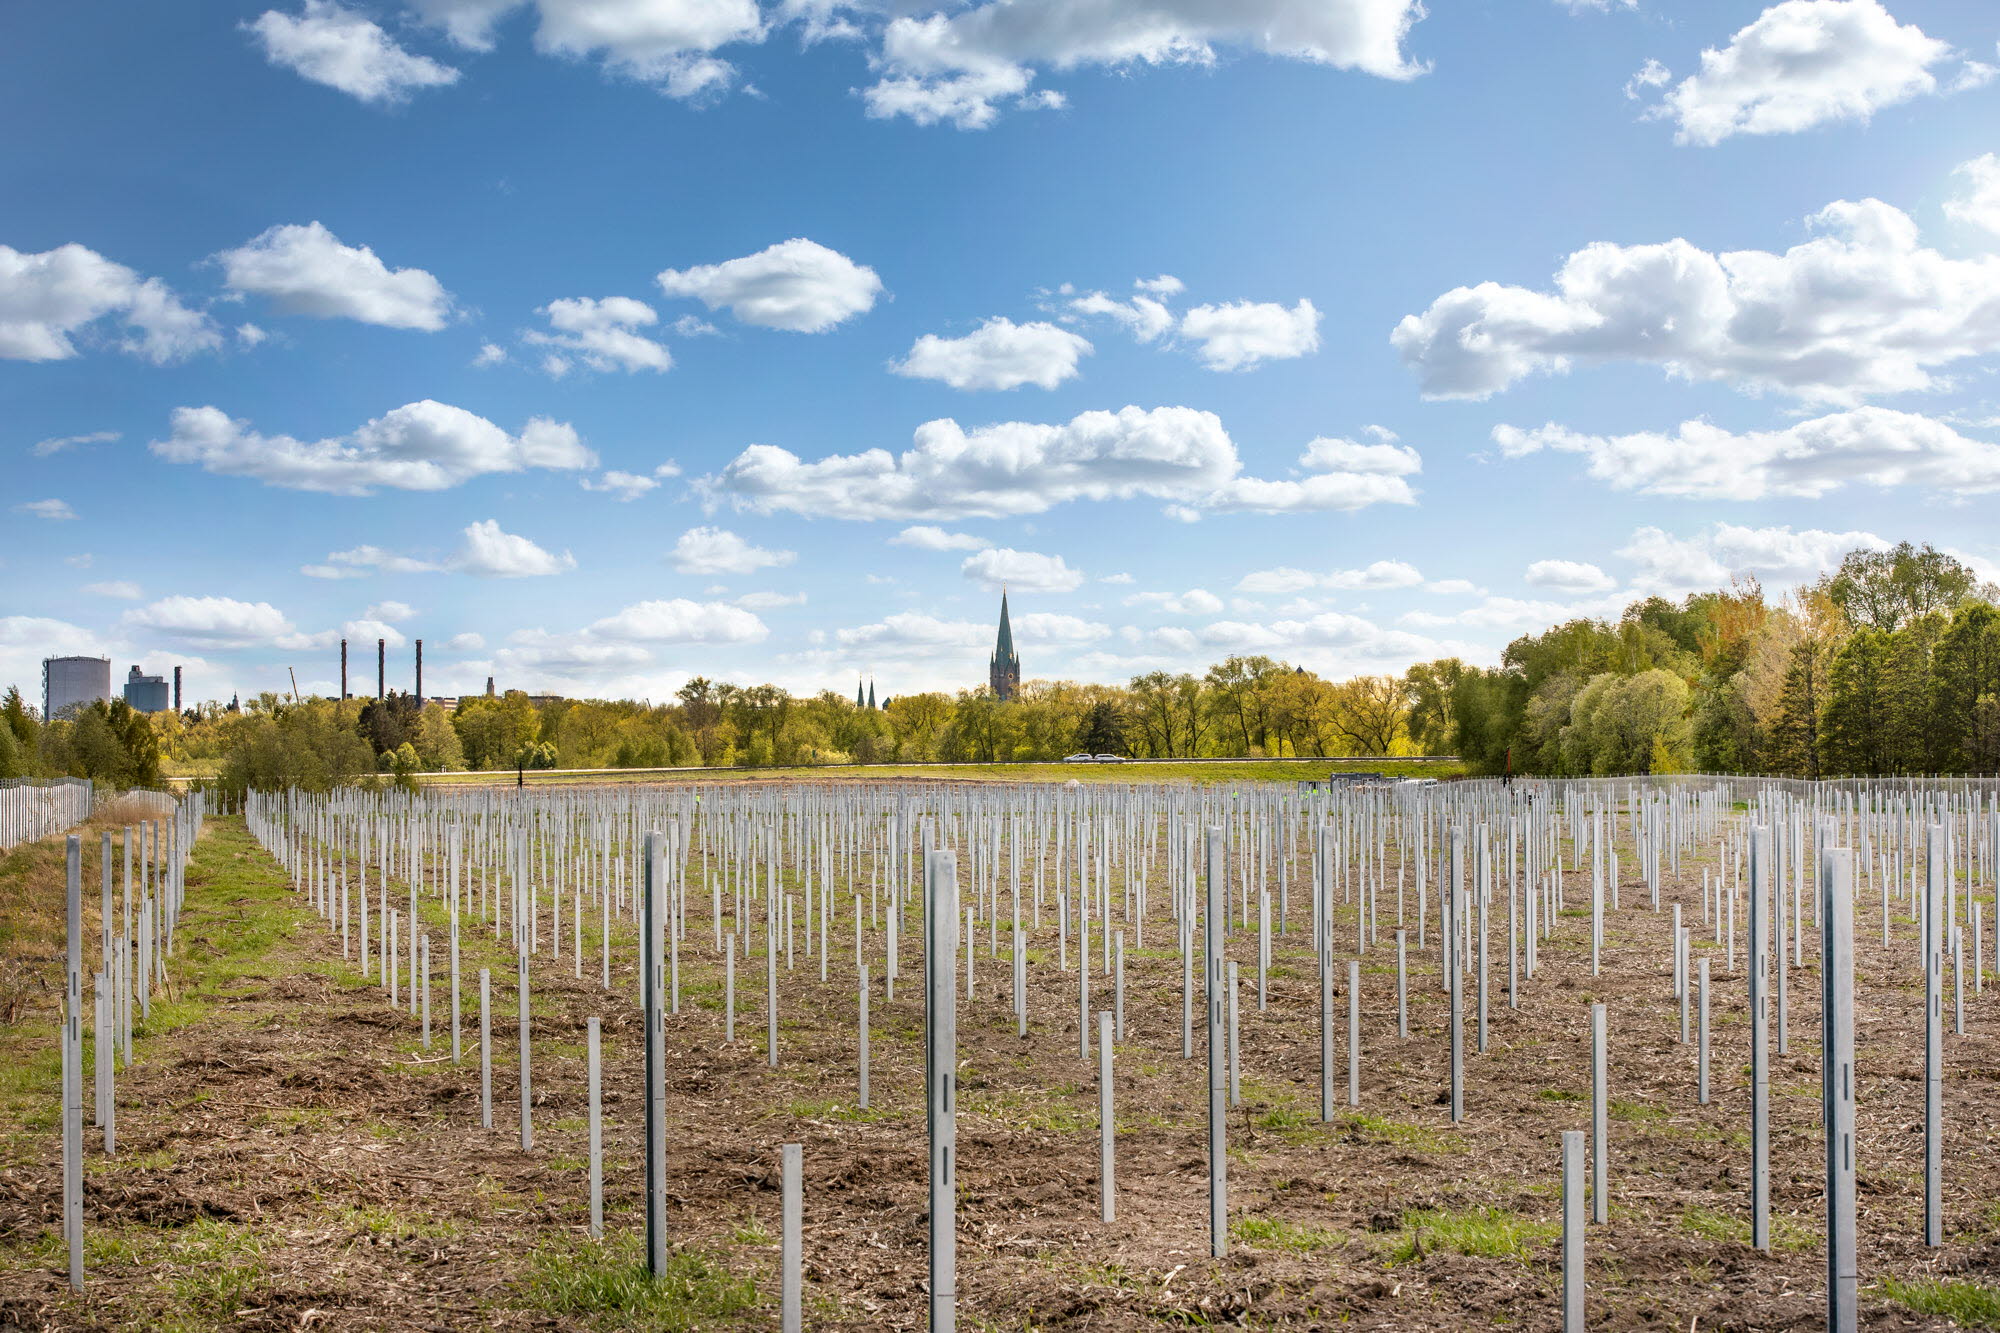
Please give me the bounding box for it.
[55,795,205,1292]
[1,777,94,851]
[53,774,1996,1331]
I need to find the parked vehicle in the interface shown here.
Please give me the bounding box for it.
[1062,753,1095,764]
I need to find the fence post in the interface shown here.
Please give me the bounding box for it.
[1822,846,1856,1333]
[926,848,959,1333]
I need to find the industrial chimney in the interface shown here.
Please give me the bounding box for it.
[340,639,349,700]
[415,639,424,702]
[173,665,182,712]
[377,639,385,700]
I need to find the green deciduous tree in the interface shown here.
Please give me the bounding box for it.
[1819,628,1891,776]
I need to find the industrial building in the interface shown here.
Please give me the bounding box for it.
[41,655,111,721]
[122,665,171,714]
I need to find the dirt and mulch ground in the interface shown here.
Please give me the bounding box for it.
[0,807,1996,1331]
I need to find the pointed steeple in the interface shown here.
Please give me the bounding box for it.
[988,587,1021,702]
[856,678,865,708]
[995,587,1015,660]
[867,679,877,709]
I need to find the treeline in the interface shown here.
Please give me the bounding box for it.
[18,541,1994,793]
[1,691,164,789]
[173,665,1432,792]
[1444,543,2000,778]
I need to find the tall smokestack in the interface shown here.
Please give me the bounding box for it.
[340,639,348,700]
[486,676,495,698]
[377,639,385,700]
[173,666,182,712]
[415,639,424,702]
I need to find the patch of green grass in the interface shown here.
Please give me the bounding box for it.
[783,1096,888,1123]
[1608,1099,1665,1123]
[1232,1215,1339,1254]
[259,1105,337,1131]
[1678,1204,1815,1252]
[333,1203,462,1242]
[1257,1103,1320,1137]
[162,1216,268,1321]
[87,1146,175,1174]
[1387,1207,1555,1265]
[1336,1111,1467,1155]
[728,1216,772,1246]
[964,1088,1091,1134]
[1537,1087,1583,1103]
[516,1231,760,1330]
[1069,1260,1140,1289]
[1877,1276,2000,1329]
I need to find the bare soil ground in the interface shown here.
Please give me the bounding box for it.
[0,807,1995,1330]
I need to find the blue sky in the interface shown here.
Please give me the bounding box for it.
[4,0,1999,709]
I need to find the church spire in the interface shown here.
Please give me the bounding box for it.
[867,679,877,709]
[988,587,1021,701]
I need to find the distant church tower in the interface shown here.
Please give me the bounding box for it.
[988,590,1021,701]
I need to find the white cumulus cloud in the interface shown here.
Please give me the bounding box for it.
[657,238,881,332]
[1639,0,1979,147]
[890,525,987,551]
[1201,430,1420,516]
[248,1,460,104]
[734,590,806,611]
[862,0,1428,129]
[1395,195,2000,403]
[583,598,768,643]
[1523,559,1615,594]
[579,462,681,500]
[218,221,453,330]
[1947,153,2000,240]
[451,520,576,577]
[412,0,762,98]
[124,596,294,648]
[892,317,1090,390]
[670,526,795,576]
[1177,298,1320,371]
[701,407,1417,521]
[302,522,571,579]
[1621,523,1887,593]
[1066,290,1174,342]
[961,546,1084,593]
[154,400,593,494]
[301,545,444,578]
[1493,407,2000,499]
[1235,559,1423,595]
[524,296,671,373]
[1125,588,1226,615]
[0,243,218,364]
